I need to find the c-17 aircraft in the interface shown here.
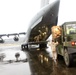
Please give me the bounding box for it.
[0,32,26,43]
[21,0,60,50]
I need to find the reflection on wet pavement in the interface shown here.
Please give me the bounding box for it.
[26,48,76,75]
[0,46,31,75]
[0,46,76,75]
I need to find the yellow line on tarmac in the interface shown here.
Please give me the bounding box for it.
[0,43,22,47]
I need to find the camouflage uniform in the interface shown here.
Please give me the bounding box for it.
[50,41,58,61]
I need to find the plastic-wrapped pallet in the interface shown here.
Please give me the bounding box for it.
[51,26,62,39]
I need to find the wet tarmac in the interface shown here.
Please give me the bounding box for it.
[25,47,76,75]
[0,45,76,75]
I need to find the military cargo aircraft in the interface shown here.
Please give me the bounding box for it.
[21,0,60,50]
[0,32,26,43]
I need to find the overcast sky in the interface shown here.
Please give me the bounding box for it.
[0,0,76,34]
[58,0,76,25]
[0,0,41,34]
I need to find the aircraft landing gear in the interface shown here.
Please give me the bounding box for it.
[21,44,28,51]
[39,43,47,49]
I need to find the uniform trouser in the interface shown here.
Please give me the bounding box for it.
[52,50,57,60]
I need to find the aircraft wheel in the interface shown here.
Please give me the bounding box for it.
[63,48,73,67]
[21,45,25,50]
[21,44,28,51]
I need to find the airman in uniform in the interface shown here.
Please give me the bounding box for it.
[50,39,58,63]
[50,26,62,63]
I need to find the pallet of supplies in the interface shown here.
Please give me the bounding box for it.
[51,26,62,39]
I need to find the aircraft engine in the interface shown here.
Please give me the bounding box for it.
[14,36,19,41]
